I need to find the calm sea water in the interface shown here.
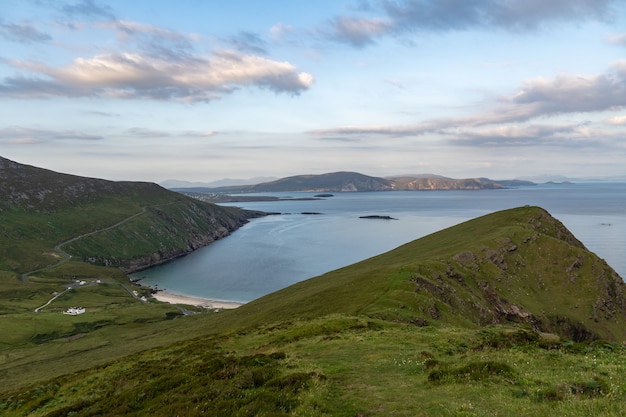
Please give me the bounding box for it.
[133,183,626,302]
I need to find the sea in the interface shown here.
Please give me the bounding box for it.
[132,183,626,303]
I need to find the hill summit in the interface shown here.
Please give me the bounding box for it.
[222,206,626,343]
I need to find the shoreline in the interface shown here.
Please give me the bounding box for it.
[151,291,245,309]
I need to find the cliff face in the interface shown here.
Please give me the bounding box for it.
[107,221,241,273]
[58,192,265,273]
[389,177,505,190]
[106,206,263,273]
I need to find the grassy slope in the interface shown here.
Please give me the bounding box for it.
[0,157,259,393]
[214,206,626,342]
[2,315,625,416]
[0,191,250,274]
[0,156,253,274]
[2,206,626,416]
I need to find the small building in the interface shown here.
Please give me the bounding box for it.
[64,307,85,315]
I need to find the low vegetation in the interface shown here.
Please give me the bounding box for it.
[2,157,625,415]
[2,317,625,416]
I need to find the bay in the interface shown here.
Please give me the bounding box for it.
[133,183,626,303]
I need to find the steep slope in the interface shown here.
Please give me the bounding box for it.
[219,206,626,342]
[0,156,259,274]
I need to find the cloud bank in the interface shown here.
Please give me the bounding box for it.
[0,127,103,144]
[310,61,626,140]
[0,18,313,102]
[0,22,51,44]
[327,0,618,46]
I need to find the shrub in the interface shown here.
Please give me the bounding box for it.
[428,361,516,384]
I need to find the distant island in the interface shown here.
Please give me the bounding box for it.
[175,172,536,202]
[169,171,536,195]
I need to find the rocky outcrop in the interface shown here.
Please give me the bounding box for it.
[117,223,237,273]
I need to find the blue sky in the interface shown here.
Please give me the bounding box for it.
[1,0,625,182]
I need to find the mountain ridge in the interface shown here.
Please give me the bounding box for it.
[173,171,535,193]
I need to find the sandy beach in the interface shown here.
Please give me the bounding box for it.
[152,291,244,309]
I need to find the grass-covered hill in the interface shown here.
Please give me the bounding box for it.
[2,205,626,416]
[0,156,260,274]
[219,206,626,342]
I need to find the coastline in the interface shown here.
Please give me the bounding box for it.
[151,291,244,309]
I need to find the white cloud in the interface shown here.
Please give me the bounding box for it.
[104,20,196,50]
[607,32,626,46]
[326,0,619,46]
[606,114,626,125]
[0,127,103,143]
[1,50,314,101]
[270,23,295,40]
[0,22,51,44]
[447,124,597,147]
[125,128,217,138]
[310,61,626,138]
[61,0,116,20]
[325,16,392,47]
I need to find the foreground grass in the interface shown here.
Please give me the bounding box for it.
[1,315,625,416]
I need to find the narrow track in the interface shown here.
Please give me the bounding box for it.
[21,207,148,282]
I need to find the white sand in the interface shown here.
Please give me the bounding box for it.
[152,291,244,309]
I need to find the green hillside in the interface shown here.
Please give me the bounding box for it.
[0,156,263,398]
[2,204,626,416]
[0,156,259,274]
[218,206,626,342]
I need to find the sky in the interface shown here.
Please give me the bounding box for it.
[1,0,626,183]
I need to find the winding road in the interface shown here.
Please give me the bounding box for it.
[21,207,152,312]
[21,207,148,282]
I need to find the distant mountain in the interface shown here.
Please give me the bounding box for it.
[160,176,278,189]
[190,172,535,193]
[186,171,394,193]
[518,174,626,183]
[388,176,535,191]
